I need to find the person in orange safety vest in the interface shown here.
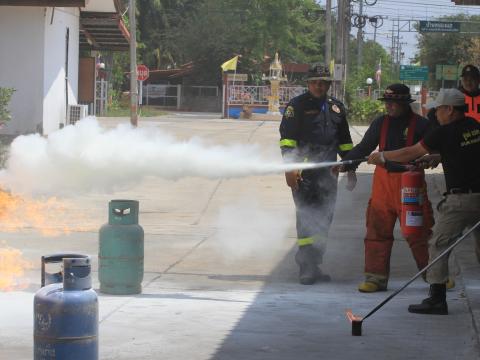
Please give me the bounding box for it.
[339,84,436,293]
[460,64,480,123]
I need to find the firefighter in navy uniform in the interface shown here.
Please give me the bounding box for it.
[280,64,355,285]
[340,84,435,293]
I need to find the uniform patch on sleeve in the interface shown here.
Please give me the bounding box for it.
[284,106,295,118]
[331,104,341,114]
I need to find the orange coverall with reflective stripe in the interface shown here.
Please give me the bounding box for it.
[364,115,434,285]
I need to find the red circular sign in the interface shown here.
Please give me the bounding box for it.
[137,65,150,81]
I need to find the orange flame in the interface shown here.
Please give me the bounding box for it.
[345,309,362,322]
[0,246,32,292]
[0,190,98,236]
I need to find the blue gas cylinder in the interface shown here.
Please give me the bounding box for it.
[34,256,98,360]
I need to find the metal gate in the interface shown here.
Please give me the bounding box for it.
[142,84,181,109]
[95,79,108,116]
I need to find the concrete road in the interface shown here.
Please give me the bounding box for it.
[0,114,479,360]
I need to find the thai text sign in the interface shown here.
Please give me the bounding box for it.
[399,65,429,81]
[419,21,461,33]
[227,74,248,82]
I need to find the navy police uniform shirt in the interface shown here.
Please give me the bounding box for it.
[279,92,353,163]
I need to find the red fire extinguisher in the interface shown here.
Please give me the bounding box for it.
[400,169,424,237]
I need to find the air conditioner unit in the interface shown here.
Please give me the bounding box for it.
[67,104,89,125]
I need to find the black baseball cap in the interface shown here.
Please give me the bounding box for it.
[461,64,480,79]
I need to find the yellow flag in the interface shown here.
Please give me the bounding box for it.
[221,56,238,72]
[329,59,335,75]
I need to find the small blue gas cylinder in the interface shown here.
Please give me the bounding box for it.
[34,255,98,360]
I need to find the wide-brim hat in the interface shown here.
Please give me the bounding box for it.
[378,83,415,103]
[306,64,333,81]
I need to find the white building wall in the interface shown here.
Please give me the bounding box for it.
[0,7,45,135]
[43,7,79,135]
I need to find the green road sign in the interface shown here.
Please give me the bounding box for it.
[435,64,461,81]
[443,65,460,81]
[399,65,429,81]
[419,21,461,33]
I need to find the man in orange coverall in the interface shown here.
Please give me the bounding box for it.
[340,84,435,292]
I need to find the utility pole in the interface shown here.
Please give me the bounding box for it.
[396,17,401,72]
[343,0,351,100]
[357,0,364,68]
[343,0,352,76]
[335,0,345,99]
[129,0,138,127]
[335,0,344,65]
[325,0,332,67]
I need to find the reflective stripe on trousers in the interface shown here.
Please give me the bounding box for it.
[292,168,337,260]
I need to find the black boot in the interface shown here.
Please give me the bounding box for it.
[295,245,331,284]
[295,245,319,285]
[408,284,448,315]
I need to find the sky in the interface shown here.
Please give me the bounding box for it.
[317,0,480,63]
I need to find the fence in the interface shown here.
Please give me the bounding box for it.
[227,85,306,106]
[140,85,222,111]
[142,84,181,109]
[95,79,108,116]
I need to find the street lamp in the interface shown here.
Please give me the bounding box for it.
[366,77,373,98]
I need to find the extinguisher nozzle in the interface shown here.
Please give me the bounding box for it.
[341,157,369,166]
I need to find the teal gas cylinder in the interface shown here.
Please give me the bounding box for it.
[99,200,144,294]
[34,256,98,360]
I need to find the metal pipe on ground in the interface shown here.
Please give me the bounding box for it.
[346,219,480,336]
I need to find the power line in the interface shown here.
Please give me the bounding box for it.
[376,0,480,10]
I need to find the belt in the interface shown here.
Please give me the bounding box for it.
[446,187,480,194]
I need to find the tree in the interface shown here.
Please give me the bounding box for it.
[137,0,198,69]
[346,38,395,103]
[0,87,15,123]
[132,0,326,84]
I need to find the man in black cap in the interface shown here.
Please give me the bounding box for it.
[460,64,480,123]
[428,64,480,127]
[426,64,480,272]
[279,64,355,285]
[339,83,435,292]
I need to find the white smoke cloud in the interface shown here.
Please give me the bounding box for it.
[0,118,336,196]
[214,196,292,262]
